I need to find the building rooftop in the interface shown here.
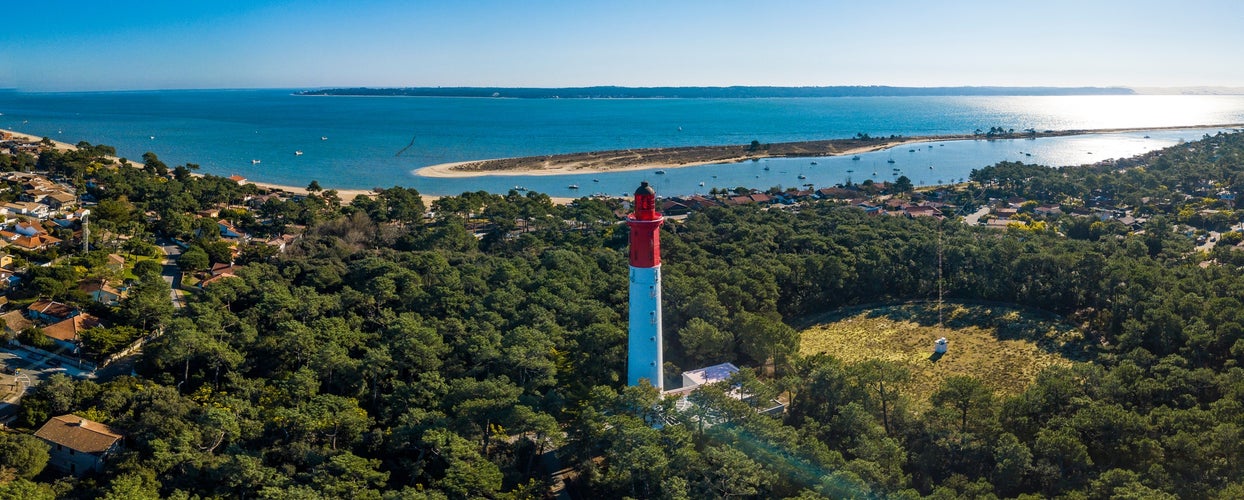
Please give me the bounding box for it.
[682,362,740,388]
[34,415,123,454]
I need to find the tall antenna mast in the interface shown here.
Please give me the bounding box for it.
[937,217,944,328]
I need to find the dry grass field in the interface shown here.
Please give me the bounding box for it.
[798,302,1096,404]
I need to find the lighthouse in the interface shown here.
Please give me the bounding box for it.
[628,181,665,389]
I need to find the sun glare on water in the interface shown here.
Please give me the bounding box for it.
[981,95,1238,130]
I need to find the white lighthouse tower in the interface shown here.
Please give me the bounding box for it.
[628,181,665,389]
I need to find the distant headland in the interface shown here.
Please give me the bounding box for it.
[297,86,1135,99]
[417,123,1244,178]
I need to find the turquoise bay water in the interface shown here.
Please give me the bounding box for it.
[1,90,1243,197]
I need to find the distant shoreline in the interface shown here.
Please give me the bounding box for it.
[416,124,1244,178]
[297,85,1135,99]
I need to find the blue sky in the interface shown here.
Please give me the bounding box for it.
[3,0,1242,91]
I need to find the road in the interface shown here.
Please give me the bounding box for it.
[963,206,990,226]
[157,237,187,309]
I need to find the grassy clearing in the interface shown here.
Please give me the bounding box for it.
[799,302,1095,404]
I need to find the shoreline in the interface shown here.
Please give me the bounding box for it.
[416,123,1244,179]
[1,127,378,203]
[7,124,1242,204]
[0,128,579,204]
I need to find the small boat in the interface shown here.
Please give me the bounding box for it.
[149,136,155,140]
[764,166,770,171]
[251,159,261,164]
[514,185,527,191]
[908,149,915,152]
[928,145,933,148]
[1025,153,1031,156]
[295,150,303,156]
[929,165,934,169]
[810,161,818,165]
[321,136,328,141]
[655,170,666,175]
[852,156,861,160]
[872,172,877,175]
[699,182,705,186]
[798,174,807,179]
[847,169,854,173]
[887,158,896,164]
[1143,135,1151,138]
[592,179,599,182]
[712,175,717,178]
[568,184,580,189]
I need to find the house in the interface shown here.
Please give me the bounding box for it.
[200,263,243,287]
[79,279,125,305]
[43,192,77,210]
[7,233,61,251]
[904,205,942,218]
[217,220,244,240]
[0,267,19,289]
[106,253,126,273]
[263,234,299,253]
[663,363,786,420]
[26,300,79,324]
[0,310,33,336]
[41,313,103,351]
[1034,204,1063,217]
[34,415,124,476]
[13,220,44,237]
[660,200,691,216]
[228,174,248,185]
[2,201,48,218]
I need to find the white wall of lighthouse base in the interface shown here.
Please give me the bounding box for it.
[628,265,663,389]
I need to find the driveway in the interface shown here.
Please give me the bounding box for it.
[963,206,990,226]
[157,237,187,309]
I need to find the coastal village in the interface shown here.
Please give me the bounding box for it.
[0,126,1242,491]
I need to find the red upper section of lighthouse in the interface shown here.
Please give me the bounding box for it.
[627,182,664,268]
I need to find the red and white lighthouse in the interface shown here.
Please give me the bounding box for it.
[628,181,665,388]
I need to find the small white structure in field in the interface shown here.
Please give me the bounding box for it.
[934,337,949,354]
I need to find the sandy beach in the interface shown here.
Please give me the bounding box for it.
[1,127,381,203]
[416,123,1244,179]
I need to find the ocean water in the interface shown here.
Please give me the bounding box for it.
[1,89,1242,197]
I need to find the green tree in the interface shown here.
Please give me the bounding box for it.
[178,246,210,272]
[930,375,995,437]
[0,432,49,479]
[678,317,734,366]
[132,259,162,278]
[893,175,914,193]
